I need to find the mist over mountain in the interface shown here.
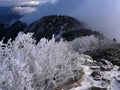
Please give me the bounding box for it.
[0,6,22,24]
[0,0,46,24]
[21,0,120,42]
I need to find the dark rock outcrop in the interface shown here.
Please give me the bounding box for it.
[3,20,27,43]
[87,44,120,66]
[62,29,100,41]
[98,59,113,71]
[91,70,102,81]
[0,23,5,30]
[91,86,107,90]
[115,75,120,83]
[0,29,6,41]
[0,23,6,41]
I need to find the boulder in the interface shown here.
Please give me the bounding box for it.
[91,70,102,81]
[91,85,107,90]
[115,75,120,83]
[99,59,113,71]
[102,78,111,84]
[90,66,100,70]
[118,67,120,71]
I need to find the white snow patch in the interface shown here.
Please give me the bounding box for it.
[71,65,120,90]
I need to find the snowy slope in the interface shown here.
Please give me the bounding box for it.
[70,64,120,90]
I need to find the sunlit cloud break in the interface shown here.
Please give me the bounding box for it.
[16,1,40,6]
[12,0,47,15]
[12,6,36,15]
[0,0,48,6]
[0,0,57,14]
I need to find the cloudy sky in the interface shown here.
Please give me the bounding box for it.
[20,0,120,41]
[1,0,120,41]
[0,0,56,6]
[0,0,57,15]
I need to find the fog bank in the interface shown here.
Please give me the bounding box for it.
[21,0,120,41]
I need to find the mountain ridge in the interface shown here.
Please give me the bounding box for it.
[0,15,102,43]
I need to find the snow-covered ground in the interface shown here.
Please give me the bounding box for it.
[71,65,120,90]
[0,33,120,90]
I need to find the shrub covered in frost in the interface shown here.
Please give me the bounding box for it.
[69,35,120,66]
[69,35,99,53]
[0,32,82,90]
[69,35,116,53]
[87,42,120,66]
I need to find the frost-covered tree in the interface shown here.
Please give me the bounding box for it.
[69,35,116,53]
[69,35,99,53]
[0,32,83,90]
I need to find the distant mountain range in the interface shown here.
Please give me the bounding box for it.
[0,1,46,24]
[0,4,38,24]
[0,6,22,24]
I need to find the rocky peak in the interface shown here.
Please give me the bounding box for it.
[25,15,101,42]
[24,15,83,41]
[25,15,83,32]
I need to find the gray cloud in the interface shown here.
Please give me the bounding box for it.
[20,0,120,41]
[0,0,49,6]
